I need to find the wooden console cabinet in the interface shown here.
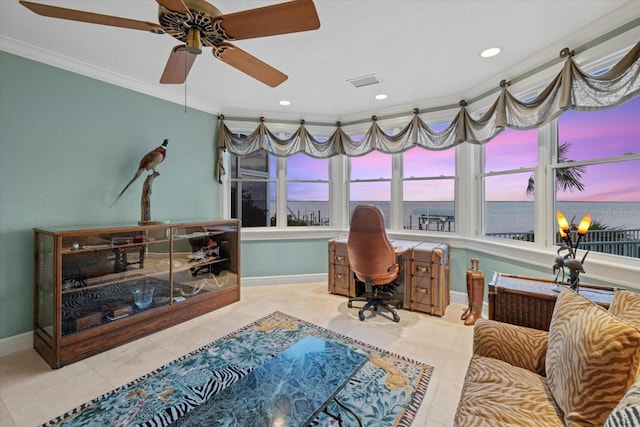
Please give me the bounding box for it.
[328,237,450,316]
[488,272,617,331]
[34,220,240,368]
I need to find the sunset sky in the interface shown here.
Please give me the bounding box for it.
[286,96,639,202]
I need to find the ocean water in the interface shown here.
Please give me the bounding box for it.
[276,201,640,233]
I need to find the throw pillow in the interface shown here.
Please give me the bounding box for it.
[604,378,640,427]
[546,288,640,426]
[609,289,640,329]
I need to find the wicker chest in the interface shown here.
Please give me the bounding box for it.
[488,272,617,331]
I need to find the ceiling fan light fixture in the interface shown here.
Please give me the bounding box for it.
[19,0,321,87]
[480,47,501,58]
[186,27,202,54]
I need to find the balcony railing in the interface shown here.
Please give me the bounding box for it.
[486,229,640,258]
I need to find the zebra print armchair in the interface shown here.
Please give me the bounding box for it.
[455,288,640,426]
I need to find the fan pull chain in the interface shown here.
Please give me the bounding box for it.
[184,50,188,113]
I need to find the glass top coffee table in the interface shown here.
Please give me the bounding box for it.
[174,335,368,426]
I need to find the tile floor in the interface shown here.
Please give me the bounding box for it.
[0,282,474,426]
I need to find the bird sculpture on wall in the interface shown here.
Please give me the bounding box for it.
[112,139,169,207]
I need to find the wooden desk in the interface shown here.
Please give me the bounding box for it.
[328,237,450,316]
[489,272,617,331]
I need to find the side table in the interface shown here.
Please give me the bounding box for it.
[488,272,618,331]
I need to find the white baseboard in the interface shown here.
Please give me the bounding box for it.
[450,290,467,306]
[241,273,327,287]
[0,331,32,357]
[450,290,489,317]
[0,276,485,357]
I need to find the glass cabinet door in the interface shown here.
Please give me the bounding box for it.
[171,223,239,301]
[36,233,55,337]
[59,228,171,336]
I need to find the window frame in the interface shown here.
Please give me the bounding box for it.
[550,102,640,257]
[283,153,331,228]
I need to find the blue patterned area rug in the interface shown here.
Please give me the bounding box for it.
[42,311,433,426]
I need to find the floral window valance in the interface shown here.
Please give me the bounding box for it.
[217,41,640,162]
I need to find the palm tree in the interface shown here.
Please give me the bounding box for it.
[526,141,586,197]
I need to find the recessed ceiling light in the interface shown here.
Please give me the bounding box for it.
[279,100,291,106]
[375,94,388,100]
[480,47,501,58]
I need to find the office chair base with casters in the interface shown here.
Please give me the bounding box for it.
[348,280,402,322]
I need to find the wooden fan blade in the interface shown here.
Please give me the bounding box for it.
[214,43,287,88]
[219,0,320,41]
[160,45,198,84]
[19,1,163,32]
[155,0,191,16]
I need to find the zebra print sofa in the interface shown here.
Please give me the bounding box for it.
[455,288,640,426]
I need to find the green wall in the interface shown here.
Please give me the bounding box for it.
[0,52,220,339]
[242,239,330,277]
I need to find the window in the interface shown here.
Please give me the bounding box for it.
[482,127,538,241]
[403,145,456,232]
[349,150,392,227]
[554,96,640,258]
[284,153,330,226]
[229,133,331,228]
[230,150,274,227]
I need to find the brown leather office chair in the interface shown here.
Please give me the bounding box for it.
[347,205,402,322]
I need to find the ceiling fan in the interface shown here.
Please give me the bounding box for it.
[19,0,320,87]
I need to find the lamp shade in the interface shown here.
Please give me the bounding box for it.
[556,211,570,233]
[578,213,591,235]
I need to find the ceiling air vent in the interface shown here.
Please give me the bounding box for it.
[347,74,382,88]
